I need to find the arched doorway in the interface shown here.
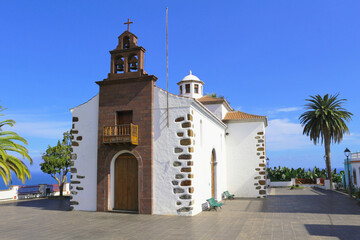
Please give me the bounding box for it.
[211,149,216,198]
[114,153,138,212]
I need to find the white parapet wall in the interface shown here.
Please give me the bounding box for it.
[0,186,19,201]
[267,178,332,190]
[268,179,295,187]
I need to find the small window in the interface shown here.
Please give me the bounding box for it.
[179,86,182,94]
[194,84,199,93]
[201,86,203,94]
[185,84,190,93]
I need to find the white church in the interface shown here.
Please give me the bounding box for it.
[69,27,268,216]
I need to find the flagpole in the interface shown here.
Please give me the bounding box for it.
[166,7,169,128]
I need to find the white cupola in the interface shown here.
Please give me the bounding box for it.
[177,71,205,99]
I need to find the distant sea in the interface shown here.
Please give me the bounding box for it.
[0,172,71,190]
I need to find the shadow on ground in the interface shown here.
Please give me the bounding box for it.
[305,224,360,240]
[0,197,70,211]
[263,188,360,215]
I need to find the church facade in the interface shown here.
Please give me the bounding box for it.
[69,29,268,216]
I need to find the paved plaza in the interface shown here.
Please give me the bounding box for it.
[1,188,360,240]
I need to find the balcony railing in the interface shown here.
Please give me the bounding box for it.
[103,124,138,145]
[351,152,360,161]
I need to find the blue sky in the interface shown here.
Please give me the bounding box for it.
[1,0,360,175]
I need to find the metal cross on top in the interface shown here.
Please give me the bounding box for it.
[124,18,133,31]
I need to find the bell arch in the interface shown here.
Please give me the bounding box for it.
[123,36,130,49]
[128,54,138,72]
[114,56,125,73]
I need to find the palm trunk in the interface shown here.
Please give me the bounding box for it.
[324,135,333,189]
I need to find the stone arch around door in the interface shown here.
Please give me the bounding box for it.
[211,149,217,199]
[109,150,143,212]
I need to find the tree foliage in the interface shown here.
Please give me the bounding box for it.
[299,93,352,188]
[267,166,344,183]
[206,93,232,106]
[0,106,32,185]
[40,131,71,196]
[207,93,224,99]
[299,94,352,145]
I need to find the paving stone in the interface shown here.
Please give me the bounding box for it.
[0,188,359,239]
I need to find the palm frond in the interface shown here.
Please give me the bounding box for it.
[0,107,32,185]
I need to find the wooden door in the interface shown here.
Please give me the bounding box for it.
[211,151,215,198]
[116,111,132,125]
[114,153,138,211]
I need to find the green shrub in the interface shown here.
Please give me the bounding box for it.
[267,166,342,182]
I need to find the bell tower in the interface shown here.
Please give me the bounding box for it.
[108,31,146,79]
[96,21,157,214]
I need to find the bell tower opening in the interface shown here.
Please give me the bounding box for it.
[123,36,130,49]
[128,55,138,72]
[115,56,125,73]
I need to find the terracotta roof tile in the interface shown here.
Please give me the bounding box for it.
[223,111,267,121]
[197,95,225,104]
[198,95,233,112]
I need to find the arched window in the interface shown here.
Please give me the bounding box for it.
[123,36,130,49]
[128,55,138,72]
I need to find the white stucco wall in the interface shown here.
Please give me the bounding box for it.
[153,87,227,216]
[70,94,99,211]
[0,186,18,201]
[190,104,227,215]
[226,121,266,198]
[201,103,229,120]
[153,87,194,215]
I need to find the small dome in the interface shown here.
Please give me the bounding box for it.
[177,70,204,99]
[182,70,200,81]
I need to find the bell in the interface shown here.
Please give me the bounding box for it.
[130,63,138,70]
[117,64,124,72]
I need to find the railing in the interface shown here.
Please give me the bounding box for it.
[351,152,360,160]
[103,124,138,145]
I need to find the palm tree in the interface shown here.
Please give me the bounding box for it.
[0,106,32,185]
[299,94,352,189]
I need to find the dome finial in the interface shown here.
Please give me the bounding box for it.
[189,70,192,75]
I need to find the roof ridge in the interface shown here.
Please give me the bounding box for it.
[232,110,266,117]
[223,111,267,121]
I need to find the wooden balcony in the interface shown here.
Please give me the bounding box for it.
[103,124,138,145]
